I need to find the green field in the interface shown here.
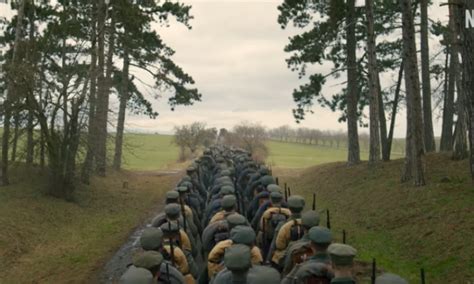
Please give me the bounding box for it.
[116,134,406,170]
[119,133,179,170]
[266,140,404,168]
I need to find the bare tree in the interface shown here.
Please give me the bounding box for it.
[173,122,211,161]
[226,122,268,161]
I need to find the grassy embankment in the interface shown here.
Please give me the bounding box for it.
[0,134,181,283]
[274,153,473,283]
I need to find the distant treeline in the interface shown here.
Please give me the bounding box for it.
[268,126,406,155]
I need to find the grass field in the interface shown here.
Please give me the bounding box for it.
[275,153,473,283]
[266,140,404,168]
[118,133,179,170]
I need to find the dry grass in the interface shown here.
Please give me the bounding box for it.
[274,153,473,283]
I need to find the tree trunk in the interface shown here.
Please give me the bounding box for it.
[94,0,110,177]
[113,47,130,170]
[460,0,474,177]
[366,0,381,165]
[81,1,98,184]
[2,0,26,186]
[420,0,435,152]
[453,1,474,165]
[40,131,45,170]
[400,0,426,186]
[345,0,360,165]
[11,114,20,162]
[387,60,404,160]
[26,3,35,166]
[440,3,459,152]
[378,74,389,161]
[452,89,468,160]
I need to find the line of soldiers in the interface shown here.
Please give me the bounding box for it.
[119,146,409,284]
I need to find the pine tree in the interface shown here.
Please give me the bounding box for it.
[400,0,426,186]
[366,0,381,164]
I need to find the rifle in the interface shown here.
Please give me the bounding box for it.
[168,222,175,267]
[179,197,187,232]
[371,258,376,284]
[165,262,171,284]
[284,187,288,202]
[326,209,331,229]
[312,193,316,210]
[262,218,267,257]
[342,229,346,244]
[287,187,291,197]
[276,177,279,185]
[420,268,425,284]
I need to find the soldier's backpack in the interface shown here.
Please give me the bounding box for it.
[289,219,305,242]
[303,262,332,284]
[290,243,314,267]
[213,222,230,244]
[266,208,288,239]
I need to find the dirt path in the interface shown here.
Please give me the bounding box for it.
[99,170,182,283]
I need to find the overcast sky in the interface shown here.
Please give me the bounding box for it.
[1,0,450,137]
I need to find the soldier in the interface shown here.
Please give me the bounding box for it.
[282,210,321,274]
[207,225,263,279]
[257,192,292,257]
[185,166,207,199]
[139,227,194,283]
[212,244,280,284]
[375,273,409,284]
[268,195,306,268]
[133,251,186,284]
[327,243,357,284]
[163,204,199,258]
[246,175,275,204]
[202,213,249,254]
[208,195,237,224]
[152,203,192,234]
[160,221,199,281]
[282,226,333,284]
[164,191,201,237]
[247,184,280,224]
[177,186,201,220]
[205,185,235,224]
[119,266,154,284]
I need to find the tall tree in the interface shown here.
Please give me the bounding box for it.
[94,0,108,177]
[440,1,459,152]
[460,0,474,180]
[25,1,36,165]
[2,0,26,186]
[400,0,426,186]
[366,0,381,164]
[111,0,199,170]
[420,0,436,152]
[346,0,361,165]
[81,0,98,184]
